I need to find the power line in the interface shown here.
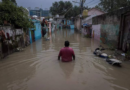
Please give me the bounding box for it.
[87,1,100,5]
[64,7,73,15]
[85,1,101,7]
[56,7,73,15]
[52,0,101,16]
[84,0,95,5]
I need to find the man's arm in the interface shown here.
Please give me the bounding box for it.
[58,56,60,60]
[73,55,75,60]
[58,50,62,60]
[72,49,75,60]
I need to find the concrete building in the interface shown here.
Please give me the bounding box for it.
[74,8,104,32]
[82,8,105,24]
[29,8,50,18]
[92,6,130,50]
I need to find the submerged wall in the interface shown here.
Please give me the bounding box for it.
[92,24,101,42]
[34,22,42,41]
[92,6,130,48]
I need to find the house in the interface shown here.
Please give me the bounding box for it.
[74,8,104,36]
[92,6,130,51]
[29,7,50,18]
[82,8,105,24]
[29,19,42,43]
[88,8,105,16]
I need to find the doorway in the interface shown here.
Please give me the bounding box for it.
[119,12,130,52]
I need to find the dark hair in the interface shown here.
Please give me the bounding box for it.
[65,41,70,47]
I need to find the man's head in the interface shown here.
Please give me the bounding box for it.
[65,41,70,47]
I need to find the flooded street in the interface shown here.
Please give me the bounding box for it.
[0,29,130,90]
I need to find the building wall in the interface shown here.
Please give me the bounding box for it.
[92,15,120,48]
[30,9,50,17]
[42,10,50,17]
[74,17,81,31]
[29,19,42,43]
[82,8,105,25]
[34,22,42,41]
[2,26,23,38]
[0,26,24,58]
[88,8,104,16]
[92,24,101,41]
[92,6,130,49]
[82,18,92,24]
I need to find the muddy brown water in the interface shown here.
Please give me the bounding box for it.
[0,29,130,90]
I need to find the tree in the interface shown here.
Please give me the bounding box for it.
[2,0,17,5]
[50,1,73,16]
[0,1,34,30]
[98,0,130,12]
[11,0,17,5]
[71,6,81,17]
[50,1,81,18]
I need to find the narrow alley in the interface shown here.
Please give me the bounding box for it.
[0,29,130,90]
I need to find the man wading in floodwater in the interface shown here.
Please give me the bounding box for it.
[58,41,75,62]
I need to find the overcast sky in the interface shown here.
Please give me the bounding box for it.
[16,0,100,10]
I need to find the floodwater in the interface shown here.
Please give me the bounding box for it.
[0,29,130,90]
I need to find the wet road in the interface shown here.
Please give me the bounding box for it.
[0,29,130,90]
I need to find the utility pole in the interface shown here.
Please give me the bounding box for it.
[111,0,113,12]
[80,0,84,31]
[80,0,84,14]
[72,0,85,31]
[40,5,42,20]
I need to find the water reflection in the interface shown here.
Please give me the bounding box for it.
[59,61,75,79]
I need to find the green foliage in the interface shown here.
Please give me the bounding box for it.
[66,6,80,18]
[11,0,17,5]
[98,0,130,12]
[50,1,72,16]
[50,1,81,19]
[0,1,34,30]
[2,0,17,5]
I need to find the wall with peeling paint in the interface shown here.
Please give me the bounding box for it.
[92,15,120,48]
[92,24,101,41]
[100,24,119,48]
[92,7,128,48]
